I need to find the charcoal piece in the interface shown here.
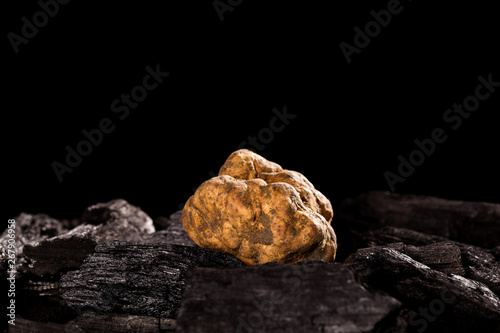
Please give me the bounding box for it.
[145,210,196,246]
[460,243,500,296]
[363,226,448,247]
[345,247,500,332]
[366,227,500,296]
[6,213,67,246]
[24,226,98,276]
[81,199,155,238]
[176,261,401,333]
[82,199,155,233]
[144,210,198,247]
[0,213,67,273]
[24,200,156,276]
[327,214,376,262]
[384,242,465,276]
[14,275,80,324]
[60,241,243,318]
[165,210,195,246]
[9,316,73,333]
[168,209,182,224]
[342,191,500,248]
[66,313,176,333]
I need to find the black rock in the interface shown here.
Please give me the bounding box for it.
[15,279,76,324]
[10,200,159,326]
[177,261,402,333]
[60,241,243,319]
[381,241,465,276]
[365,227,500,297]
[81,198,155,236]
[363,226,448,247]
[0,213,67,274]
[24,226,98,277]
[345,246,500,332]
[8,193,500,332]
[341,191,500,248]
[9,316,72,333]
[145,210,196,246]
[24,199,156,276]
[66,313,176,333]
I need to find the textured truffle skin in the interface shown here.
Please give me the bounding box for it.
[182,149,336,265]
[219,149,334,223]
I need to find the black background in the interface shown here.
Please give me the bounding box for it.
[4,1,499,222]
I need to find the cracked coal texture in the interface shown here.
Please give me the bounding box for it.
[23,199,157,276]
[343,190,500,248]
[60,241,243,319]
[345,247,500,332]
[5,190,500,332]
[177,261,401,333]
[362,227,500,297]
[0,213,67,274]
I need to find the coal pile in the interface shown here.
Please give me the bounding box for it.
[2,192,500,332]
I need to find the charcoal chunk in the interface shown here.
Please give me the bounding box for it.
[24,199,156,276]
[384,241,465,276]
[145,210,196,246]
[366,227,500,296]
[345,247,500,332]
[177,261,401,333]
[66,313,176,333]
[60,241,243,318]
[342,191,500,248]
[0,213,67,274]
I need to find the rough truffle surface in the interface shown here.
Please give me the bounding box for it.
[182,149,336,265]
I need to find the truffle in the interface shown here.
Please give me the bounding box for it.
[182,149,336,265]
